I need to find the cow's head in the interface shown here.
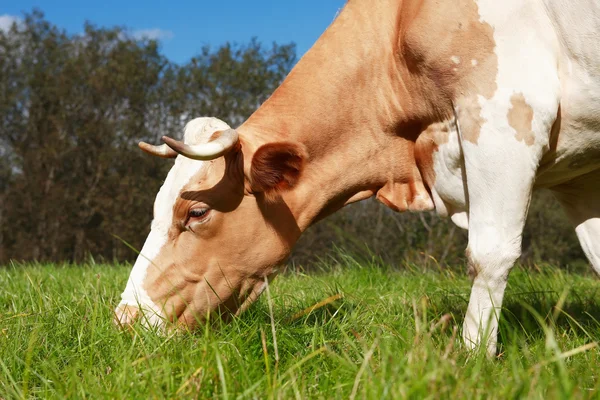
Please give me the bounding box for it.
[114,117,306,329]
[113,0,459,330]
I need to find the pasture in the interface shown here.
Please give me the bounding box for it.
[1,258,599,399]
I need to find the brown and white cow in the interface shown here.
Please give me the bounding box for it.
[115,0,600,355]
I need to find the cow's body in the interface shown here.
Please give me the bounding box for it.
[116,0,600,355]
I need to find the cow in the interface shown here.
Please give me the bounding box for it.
[114,0,600,356]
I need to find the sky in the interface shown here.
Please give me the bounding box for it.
[0,1,346,63]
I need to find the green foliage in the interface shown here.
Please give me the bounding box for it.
[0,11,295,263]
[1,260,600,398]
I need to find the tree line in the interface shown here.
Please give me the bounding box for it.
[0,12,586,268]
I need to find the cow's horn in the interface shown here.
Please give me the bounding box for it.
[161,129,239,161]
[138,142,178,159]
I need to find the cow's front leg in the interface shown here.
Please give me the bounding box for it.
[456,87,559,355]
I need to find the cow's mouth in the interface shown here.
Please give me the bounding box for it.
[114,271,279,331]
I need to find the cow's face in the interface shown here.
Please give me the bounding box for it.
[115,118,305,329]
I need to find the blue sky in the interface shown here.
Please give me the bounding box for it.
[1,1,346,63]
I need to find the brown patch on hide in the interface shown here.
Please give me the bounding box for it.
[403,0,498,144]
[508,93,535,146]
[459,96,486,144]
[403,0,498,95]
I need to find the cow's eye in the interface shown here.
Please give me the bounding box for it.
[189,207,210,219]
[185,207,212,232]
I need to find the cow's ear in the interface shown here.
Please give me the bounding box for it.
[249,142,307,199]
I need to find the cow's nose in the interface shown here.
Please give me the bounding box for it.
[113,304,140,328]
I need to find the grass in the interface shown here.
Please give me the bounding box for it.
[1,257,600,399]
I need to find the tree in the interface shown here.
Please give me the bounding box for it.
[0,12,296,263]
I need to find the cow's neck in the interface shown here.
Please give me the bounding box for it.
[238,0,452,231]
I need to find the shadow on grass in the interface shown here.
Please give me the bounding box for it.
[237,296,355,328]
[386,286,600,348]
[223,270,600,354]
[499,296,600,341]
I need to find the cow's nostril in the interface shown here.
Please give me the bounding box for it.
[113,304,140,328]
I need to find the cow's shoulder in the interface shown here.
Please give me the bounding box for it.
[400,0,498,101]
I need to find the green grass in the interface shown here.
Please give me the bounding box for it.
[1,258,600,399]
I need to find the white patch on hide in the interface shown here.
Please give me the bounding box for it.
[116,117,232,328]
